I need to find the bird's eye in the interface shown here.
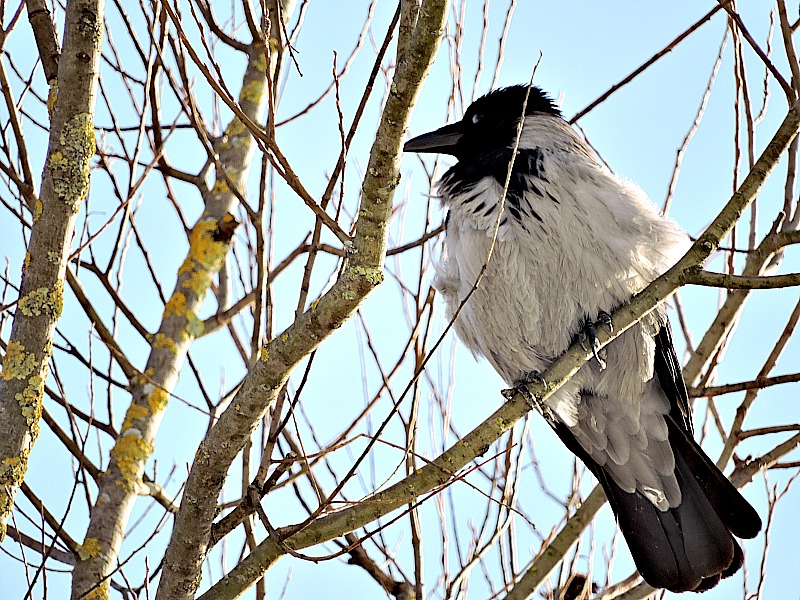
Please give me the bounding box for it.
[471,113,481,125]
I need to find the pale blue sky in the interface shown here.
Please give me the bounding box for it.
[2,2,798,599]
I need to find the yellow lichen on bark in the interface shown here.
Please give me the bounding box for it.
[16,374,46,435]
[163,291,205,340]
[163,292,188,318]
[179,269,212,296]
[46,81,58,119]
[153,333,178,354]
[148,387,169,414]
[77,537,103,561]
[211,179,230,194]
[121,403,150,431]
[176,219,231,295]
[0,348,49,445]
[187,219,231,269]
[82,584,110,600]
[0,449,30,539]
[109,431,153,493]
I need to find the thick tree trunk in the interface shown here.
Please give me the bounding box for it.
[0,0,104,542]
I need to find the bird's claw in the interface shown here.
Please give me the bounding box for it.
[504,371,544,404]
[577,312,612,370]
[520,370,547,387]
[504,371,558,424]
[597,310,613,332]
[502,371,547,404]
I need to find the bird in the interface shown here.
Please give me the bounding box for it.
[403,85,762,593]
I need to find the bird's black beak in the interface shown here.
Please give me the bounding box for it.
[403,121,463,155]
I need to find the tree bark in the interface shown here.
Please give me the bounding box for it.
[155,0,449,597]
[0,0,104,543]
[69,2,295,597]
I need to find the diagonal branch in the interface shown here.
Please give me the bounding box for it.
[69,3,293,597]
[154,1,450,598]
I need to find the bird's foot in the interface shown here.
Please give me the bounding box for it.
[504,371,544,404]
[504,371,557,424]
[597,310,613,332]
[505,369,545,392]
[577,311,612,370]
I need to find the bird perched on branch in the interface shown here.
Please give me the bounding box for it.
[404,85,761,592]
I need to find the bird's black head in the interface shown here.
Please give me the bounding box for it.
[404,85,561,161]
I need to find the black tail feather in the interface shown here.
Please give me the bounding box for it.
[553,419,760,593]
[601,445,736,592]
[668,417,762,539]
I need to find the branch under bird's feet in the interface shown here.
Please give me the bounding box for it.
[504,370,557,425]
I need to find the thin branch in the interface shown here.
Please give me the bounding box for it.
[570,2,728,123]
[691,372,800,397]
[680,267,800,289]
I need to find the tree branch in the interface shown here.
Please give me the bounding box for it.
[0,0,104,543]
[690,372,800,397]
[680,266,800,289]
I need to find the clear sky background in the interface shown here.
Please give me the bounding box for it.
[1,1,799,599]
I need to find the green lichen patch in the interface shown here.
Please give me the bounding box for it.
[18,282,63,319]
[1,341,37,381]
[240,79,265,104]
[16,374,46,439]
[255,48,269,71]
[184,312,205,338]
[225,118,246,139]
[49,113,96,209]
[348,265,384,286]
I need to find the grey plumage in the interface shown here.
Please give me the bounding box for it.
[404,85,761,592]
